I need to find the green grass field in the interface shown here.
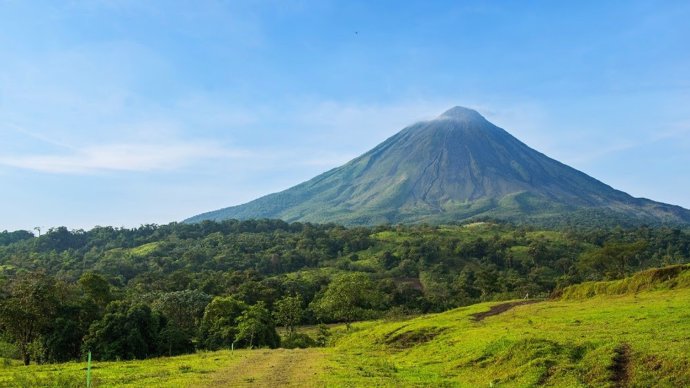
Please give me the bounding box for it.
[0,348,328,387]
[325,265,690,387]
[2,266,689,387]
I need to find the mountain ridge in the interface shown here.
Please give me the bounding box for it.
[186,107,690,226]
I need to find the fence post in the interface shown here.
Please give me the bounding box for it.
[87,351,92,388]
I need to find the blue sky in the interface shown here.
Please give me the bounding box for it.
[1,1,689,231]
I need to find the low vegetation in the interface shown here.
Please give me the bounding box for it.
[0,220,688,366]
[0,348,328,387]
[1,265,689,386]
[558,263,690,299]
[324,265,690,386]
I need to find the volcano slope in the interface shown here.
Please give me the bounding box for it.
[187,107,690,227]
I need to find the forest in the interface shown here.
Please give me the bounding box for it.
[1,219,689,365]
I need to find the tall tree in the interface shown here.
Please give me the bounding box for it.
[235,301,279,349]
[273,295,303,337]
[310,273,385,329]
[0,272,58,365]
[78,272,112,310]
[82,301,163,361]
[199,296,247,350]
[152,290,211,355]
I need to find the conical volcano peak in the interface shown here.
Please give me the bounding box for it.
[186,105,690,227]
[436,106,486,123]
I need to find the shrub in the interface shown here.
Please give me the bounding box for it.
[281,333,316,349]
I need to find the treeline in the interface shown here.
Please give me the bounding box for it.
[0,271,334,365]
[0,219,689,365]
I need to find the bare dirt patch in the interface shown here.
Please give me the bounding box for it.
[610,343,632,388]
[471,300,541,322]
[384,327,446,349]
[198,348,326,387]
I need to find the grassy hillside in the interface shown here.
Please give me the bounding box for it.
[559,264,690,299]
[1,265,689,387]
[325,265,690,387]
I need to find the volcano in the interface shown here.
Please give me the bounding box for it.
[186,107,690,226]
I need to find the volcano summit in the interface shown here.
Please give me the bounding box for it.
[186,107,690,226]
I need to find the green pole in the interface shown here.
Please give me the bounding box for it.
[87,351,92,388]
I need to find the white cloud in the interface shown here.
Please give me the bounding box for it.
[0,141,250,174]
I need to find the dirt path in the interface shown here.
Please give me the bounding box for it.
[611,343,632,388]
[471,300,541,321]
[196,348,326,387]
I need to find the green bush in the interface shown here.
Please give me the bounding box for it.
[281,333,316,349]
[0,341,18,359]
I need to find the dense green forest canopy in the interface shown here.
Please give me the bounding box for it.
[1,219,689,364]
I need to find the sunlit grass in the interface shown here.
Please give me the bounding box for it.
[2,266,689,387]
[324,269,690,387]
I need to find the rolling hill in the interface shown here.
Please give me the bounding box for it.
[186,107,690,226]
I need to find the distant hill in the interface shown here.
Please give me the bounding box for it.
[186,107,690,226]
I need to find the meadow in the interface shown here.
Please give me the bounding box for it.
[0,348,327,387]
[326,281,690,386]
[1,265,689,387]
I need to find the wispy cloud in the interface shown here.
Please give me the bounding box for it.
[651,120,690,143]
[561,141,640,165]
[4,122,77,150]
[0,141,250,174]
